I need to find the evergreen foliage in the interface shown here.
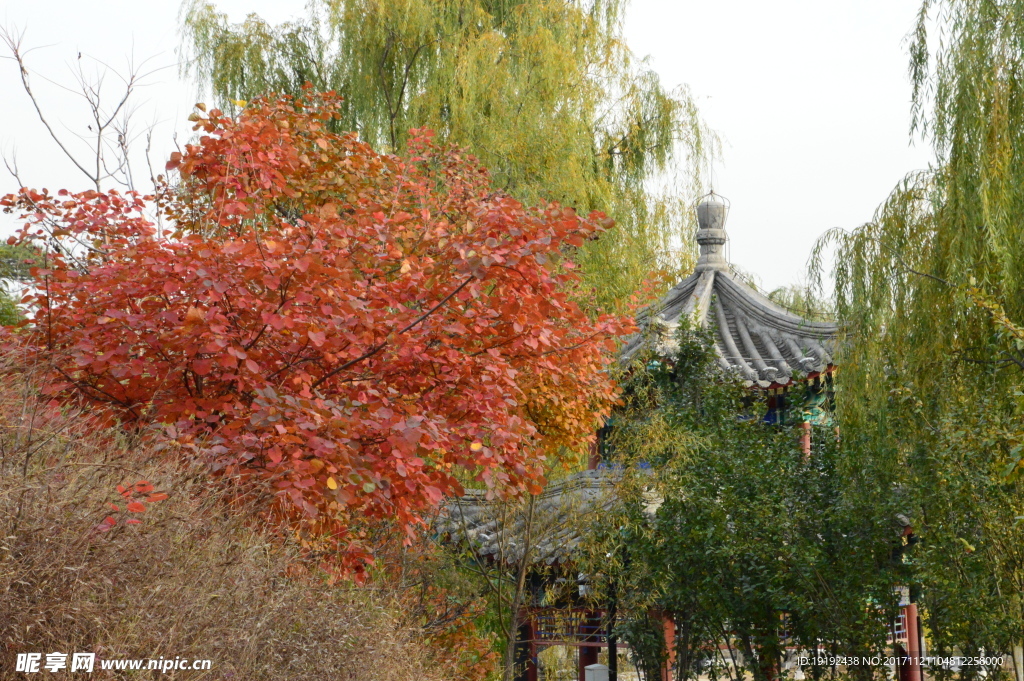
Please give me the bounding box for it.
[178,0,714,312]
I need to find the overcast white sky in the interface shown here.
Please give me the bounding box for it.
[0,0,933,291]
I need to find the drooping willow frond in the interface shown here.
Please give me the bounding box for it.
[178,0,718,314]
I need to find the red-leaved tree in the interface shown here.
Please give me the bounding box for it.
[1,91,632,573]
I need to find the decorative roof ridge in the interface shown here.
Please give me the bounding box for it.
[714,271,838,335]
[619,192,839,385]
[451,468,620,503]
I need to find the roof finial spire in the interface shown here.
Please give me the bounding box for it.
[695,191,730,272]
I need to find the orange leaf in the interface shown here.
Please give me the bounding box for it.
[126,501,146,513]
[184,306,205,326]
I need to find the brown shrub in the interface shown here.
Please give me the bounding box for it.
[0,358,455,680]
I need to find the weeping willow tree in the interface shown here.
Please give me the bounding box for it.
[178,0,713,312]
[812,0,1024,671]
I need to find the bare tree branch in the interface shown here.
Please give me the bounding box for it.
[1,25,166,196]
[1,26,97,186]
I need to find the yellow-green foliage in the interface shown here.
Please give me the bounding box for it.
[810,0,1024,657]
[179,0,715,312]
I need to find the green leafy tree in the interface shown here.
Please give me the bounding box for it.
[178,0,714,312]
[0,244,43,282]
[0,291,20,326]
[0,244,39,326]
[810,0,1024,673]
[582,325,901,681]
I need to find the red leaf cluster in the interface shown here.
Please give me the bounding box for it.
[94,480,167,532]
[1,91,633,574]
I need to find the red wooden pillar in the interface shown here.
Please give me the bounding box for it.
[517,616,539,681]
[897,643,911,681]
[904,603,922,681]
[588,438,600,470]
[578,611,600,680]
[800,421,812,459]
[579,646,600,680]
[528,621,539,681]
[662,611,676,681]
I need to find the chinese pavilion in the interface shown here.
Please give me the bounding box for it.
[441,194,874,681]
[623,193,835,386]
[623,192,838,445]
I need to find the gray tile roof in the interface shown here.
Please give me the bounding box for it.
[621,194,838,388]
[436,469,621,565]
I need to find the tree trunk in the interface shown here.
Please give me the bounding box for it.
[503,496,537,681]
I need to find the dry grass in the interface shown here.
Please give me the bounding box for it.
[0,358,453,680]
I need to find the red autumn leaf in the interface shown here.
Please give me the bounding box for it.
[126,502,146,513]
[125,519,143,525]
[2,90,634,576]
[147,493,169,502]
